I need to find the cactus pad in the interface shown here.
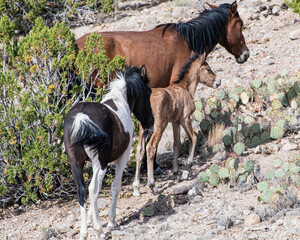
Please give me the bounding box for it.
[226,157,239,169]
[193,109,204,122]
[275,168,285,179]
[195,101,203,110]
[272,158,282,168]
[209,174,220,187]
[218,167,229,179]
[234,142,245,156]
[252,78,262,89]
[270,126,284,139]
[223,135,233,147]
[251,135,261,148]
[210,164,219,174]
[198,172,208,183]
[245,160,254,173]
[265,169,275,180]
[260,131,270,143]
[257,181,269,192]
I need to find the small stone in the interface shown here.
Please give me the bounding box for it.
[289,29,300,40]
[244,213,261,227]
[272,6,281,15]
[254,145,262,154]
[282,142,298,151]
[181,170,189,180]
[97,198,108,209]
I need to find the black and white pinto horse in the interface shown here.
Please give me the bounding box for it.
[63,66,154,239]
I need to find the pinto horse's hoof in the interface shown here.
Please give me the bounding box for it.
[133,188,141,196]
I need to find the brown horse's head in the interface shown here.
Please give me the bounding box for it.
[214,1,250,63]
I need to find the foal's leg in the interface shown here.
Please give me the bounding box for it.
[172,122,181,174]
[181,117,197,168]
[133,125,145,196]
[108,147,131,229]
[146,122,167,187]
[85,147,106,239]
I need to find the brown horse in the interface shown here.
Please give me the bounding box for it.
[75,1,249,88]
[132,54,220,195]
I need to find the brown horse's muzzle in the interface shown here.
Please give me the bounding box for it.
[235,47,250,64]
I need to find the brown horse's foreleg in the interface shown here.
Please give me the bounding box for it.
[146,122,167,187]
[181,117,197,168]
[133,125,145,196]
[172,122,181,174]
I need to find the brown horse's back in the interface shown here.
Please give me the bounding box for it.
[75,26,190,88]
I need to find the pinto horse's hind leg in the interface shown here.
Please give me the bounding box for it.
[181,117,197,168]
[85,147,106,239]
[108,147,131,229]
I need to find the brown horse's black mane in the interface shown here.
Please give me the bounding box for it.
[173,53,200,84]
[161,3,236,55]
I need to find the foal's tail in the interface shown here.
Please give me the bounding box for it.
[71,113,108,154]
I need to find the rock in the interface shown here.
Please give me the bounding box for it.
[97,198,108,209]
[181,170,189,180]
[254,145,261,154]
[282,142,298,151]
[272,6,281,15]
[244,213,261,227]
[165,179,197,195]
[289,29,300,40]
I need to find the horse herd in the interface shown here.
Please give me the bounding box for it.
[63,2,250,239]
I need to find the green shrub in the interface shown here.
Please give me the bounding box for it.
[0,0,117,34]
[286,0,300,15]
[0,16,124,206]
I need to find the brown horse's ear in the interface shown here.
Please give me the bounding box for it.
[206,2,218,9]
[140,65,147,78]
[231,1,238,15]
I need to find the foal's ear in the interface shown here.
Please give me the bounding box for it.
[231,1,238,15]
[206,2,218,9]
[199,53,206,65]
[140,65,147,78]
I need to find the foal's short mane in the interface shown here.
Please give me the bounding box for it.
[161,4,236,55]
[173,54,200,84]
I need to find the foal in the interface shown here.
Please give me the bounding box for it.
[133,55,220,194]
[64,66,154,240]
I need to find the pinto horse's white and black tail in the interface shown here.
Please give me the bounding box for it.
[71,113,108,152]
[69,112,108,207]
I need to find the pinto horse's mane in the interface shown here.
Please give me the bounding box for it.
[105,66,150,109]
[161,3,235,55]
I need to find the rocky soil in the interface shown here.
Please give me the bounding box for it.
[1,0,300,239]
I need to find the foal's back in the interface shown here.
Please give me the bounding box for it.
[150,85,195,123]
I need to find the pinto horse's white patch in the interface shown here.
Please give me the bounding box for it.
[102,73,133,137]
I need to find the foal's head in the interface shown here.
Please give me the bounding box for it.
[188,54,221,89]
[125,65,154,129]
[208,1,250,63]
